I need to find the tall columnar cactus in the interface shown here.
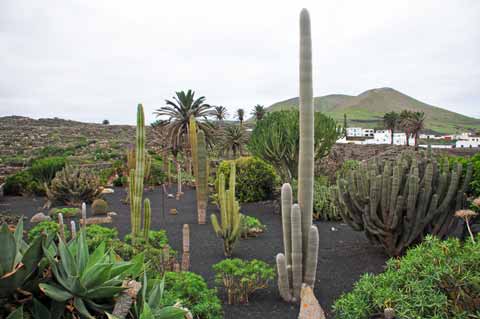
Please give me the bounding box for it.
[211,162,241,257]
[129,104,151,240]
[276,9,319,303]
[196,130,208,224]
[189,117,199,178]
[142,198,151,241]
[181,224,190,271]
[336,151,472,256]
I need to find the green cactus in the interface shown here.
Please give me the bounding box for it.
[336,151,472,256]
[129,104,151,240]
[211,162,241,257]
[143,198,151,242]
[276,9,319,303]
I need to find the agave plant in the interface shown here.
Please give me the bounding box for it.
[131,273,188,319]
[39,230,144,318]
[0,220,46,300]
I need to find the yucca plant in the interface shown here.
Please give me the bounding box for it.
[0,220,46,305]
[39,230,144,318]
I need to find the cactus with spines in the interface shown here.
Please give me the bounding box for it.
[276,9,319,303]
[81,202,87,230]
[336,151,472,256]
[129,104,152,240]
[181,224,190,271]
[70,220,76,239]
[211,162,241,257]
[189,117,208,223]
[58,213,65,241]
[142,198,151,241]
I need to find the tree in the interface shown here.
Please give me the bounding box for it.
[383,111,399,145]
[154,90,214,155]
[401,111,425,150]
[102,119,109,125]
[248,110,342,181]
[220,125,249,159]
[236,108,245,126]
[212,106,228,121]
[343,113,347,137]
[251,104,266,121]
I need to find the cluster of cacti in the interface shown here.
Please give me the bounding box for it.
[129,104,152,240]
[336,151,472,256]
[276,9,319,303]
[189,117,209,224]
[46,165,101,206]
[211,162,241,256]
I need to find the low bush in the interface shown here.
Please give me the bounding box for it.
[48,207,80,218]
[213,258,275,304]
[113,174,128,187]
[216,157,278,203]
[240,214,266,238]
[443,152,480,197]
[333,236,480,318]
[162,271,223,319]
[3,170,33,195]
[28,221,70,241]
[29,156,66,185]
[148,160,167,185]
[85,224,118,250]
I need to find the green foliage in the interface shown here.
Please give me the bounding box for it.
[3,171,34,196]
[161,271,223,319]
[99,167,116,185]
[46,165,101,205]
[248,110,342,181]
[28,221,70,242]
[240,214,266,238]
[213,258,275,304]
[443,153,480,197]
[333,236,480,319]
[148,159,166,185]
[113,174,128,187]
[36,145,75,158]
[336,159,360,178]
[0,220,45,299]
[85,225,118,250]
[48,207,80,218]
[92,198,109,215]
[30,157,66,186]
[216,157,278,203]
[291,177,341,221]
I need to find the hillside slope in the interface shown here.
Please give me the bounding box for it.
[267,88,480,134]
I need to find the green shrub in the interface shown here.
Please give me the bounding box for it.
[124,230,170,249]
[336,159,360,178]
[113,174,127,187]
[28,221,70,241]
[3,171,33,195]
[148,160,167,185]
[162,271,223,319]
[445,152,480,197]
[333,236,480,319]
[30,156,66,185]
[91,198,109,215]
[85,224,118,250]
[292,176,340,220]
[98,167,116,185]
[48,207,80,218]
[213,258,275,304]
[240,214,266,238]
[216,157,278,203]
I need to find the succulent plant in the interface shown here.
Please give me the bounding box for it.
[211,162,241,257]
[46,165,101,206]
[276,9,319,303]
[336,151,473,256]
[92,198,109,215]
[0,220,46,299]
[39,230,144,319]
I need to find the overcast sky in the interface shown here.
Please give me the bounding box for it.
[1,0,479,125]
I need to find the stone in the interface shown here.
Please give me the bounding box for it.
[107,211,117,217]
[30,212,51,223]
[101,188,115,194]
[298,284,326,319]
[170,208,178,215]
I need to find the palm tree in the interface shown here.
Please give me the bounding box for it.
[237,108,245,126]
[383,111,399,145]
[402,111,425,150]
[399,110,413,146]
[212,106,228,121]
[251,104,266,121]
[154,90,213,155]
[221,125,248,159]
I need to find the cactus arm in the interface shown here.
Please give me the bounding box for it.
[281,183,293,267]
[291,204,303,301]
[304,225,319,287]
[276,253,292,302]
[143,199,151,241]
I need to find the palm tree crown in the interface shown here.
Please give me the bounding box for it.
[383,111,399,145]
[251,104,266,121]
[237,108,245,125]
[154,90,213,153]
[212,106,228,121]
[221,125,248,158]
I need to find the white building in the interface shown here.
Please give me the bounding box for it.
[456,136,480,148]
[346,127,374,137]
[361,130,415,145]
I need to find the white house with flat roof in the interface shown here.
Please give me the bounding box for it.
[456,136,480,148]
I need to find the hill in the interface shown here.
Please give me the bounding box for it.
[266,88,480,134]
